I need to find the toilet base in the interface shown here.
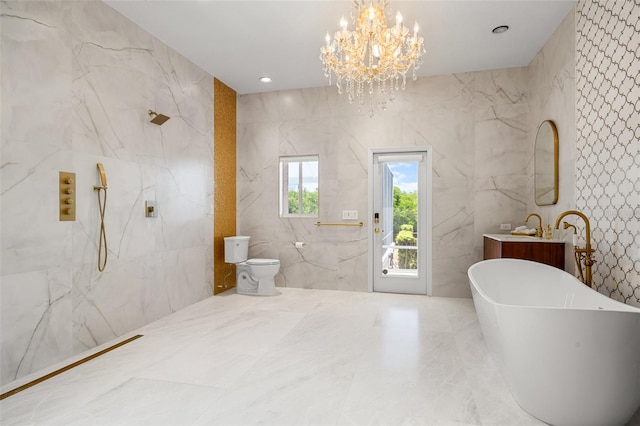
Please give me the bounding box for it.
[257,277,278,296]
[236,270,279,296]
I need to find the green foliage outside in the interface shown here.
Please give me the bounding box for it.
[395,224,417,269]
[288,189,318,216]
[393,186,418,270]
[393,186,417,239]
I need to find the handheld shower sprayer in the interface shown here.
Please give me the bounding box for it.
[96,162,107,189]
[94,163,108,272]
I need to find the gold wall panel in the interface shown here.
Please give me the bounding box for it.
[213,78,237,295]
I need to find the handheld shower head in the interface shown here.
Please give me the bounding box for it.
[148,110,170,125]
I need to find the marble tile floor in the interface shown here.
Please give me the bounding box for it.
[0,288,586,425]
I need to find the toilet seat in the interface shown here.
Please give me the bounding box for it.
[245,258,279,266]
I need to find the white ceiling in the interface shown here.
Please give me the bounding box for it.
[104,0,576,95]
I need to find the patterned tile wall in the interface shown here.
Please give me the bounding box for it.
[576,0,639,306]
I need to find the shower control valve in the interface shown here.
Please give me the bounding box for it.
[59,171,76,222]
[145,200,158,218]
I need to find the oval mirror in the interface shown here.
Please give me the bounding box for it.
[534,120,558,205]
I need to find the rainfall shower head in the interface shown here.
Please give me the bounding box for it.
[148,110,170,125]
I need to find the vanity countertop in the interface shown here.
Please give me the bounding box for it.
[483,233,565,244]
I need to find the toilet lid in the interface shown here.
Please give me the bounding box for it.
[246,258,279,266]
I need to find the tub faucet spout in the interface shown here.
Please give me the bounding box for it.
[525,213,543,238]
[554,210,595,288]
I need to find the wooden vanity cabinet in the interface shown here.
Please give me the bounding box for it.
[483,235,564,270]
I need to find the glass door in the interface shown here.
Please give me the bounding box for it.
[370,149,431,295]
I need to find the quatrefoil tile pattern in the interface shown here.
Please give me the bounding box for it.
[576,0,639,306]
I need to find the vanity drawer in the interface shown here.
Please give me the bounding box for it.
[483,235,564,270]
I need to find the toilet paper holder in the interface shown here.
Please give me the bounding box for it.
[291,241,306,248]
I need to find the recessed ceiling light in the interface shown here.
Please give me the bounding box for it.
[259,76,272,83]
[492,25,509,34]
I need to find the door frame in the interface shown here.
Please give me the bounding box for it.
[367,147,433,295]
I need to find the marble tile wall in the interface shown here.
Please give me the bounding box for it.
[527,9,577,273]
[1,0,213,386]
[237,68,531,298]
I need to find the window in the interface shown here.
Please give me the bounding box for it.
[279,155,318,217]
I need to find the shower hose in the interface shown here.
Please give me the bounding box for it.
[96,187,108,271]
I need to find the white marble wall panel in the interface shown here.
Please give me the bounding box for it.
[1,0,213,386]
[527,10,576,272]
[238,68,531,297]
[472,67,529,107]
[1,1,72,278]
[0,0,74,386]
[0,268,73,384]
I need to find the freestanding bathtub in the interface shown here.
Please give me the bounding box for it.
[468,258,640,426]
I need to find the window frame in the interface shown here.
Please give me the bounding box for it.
[279,155,319,218]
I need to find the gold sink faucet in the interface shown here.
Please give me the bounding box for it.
[525,213,543,238]
[554,210,595,288]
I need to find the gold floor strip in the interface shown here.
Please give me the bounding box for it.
[0,334,143,401]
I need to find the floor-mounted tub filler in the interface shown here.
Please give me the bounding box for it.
[468,258,640,426]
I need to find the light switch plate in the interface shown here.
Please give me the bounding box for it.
[343,210,358,220]
[500,223,511,230]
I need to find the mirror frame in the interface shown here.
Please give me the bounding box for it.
[534,120,559,206]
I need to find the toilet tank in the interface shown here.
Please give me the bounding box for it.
[224,236,250,263]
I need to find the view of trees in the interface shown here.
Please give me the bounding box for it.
[396,224,417,269]
[288,189,318,216]
[393,186,417,238]
[393,186,418,269]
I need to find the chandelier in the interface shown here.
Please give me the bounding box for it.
[320,0,425,117]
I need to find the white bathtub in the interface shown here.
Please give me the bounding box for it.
[468,258,640,426]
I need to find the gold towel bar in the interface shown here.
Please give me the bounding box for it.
[315,222,364,227]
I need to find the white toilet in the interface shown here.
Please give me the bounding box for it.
[224,236,280,296]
